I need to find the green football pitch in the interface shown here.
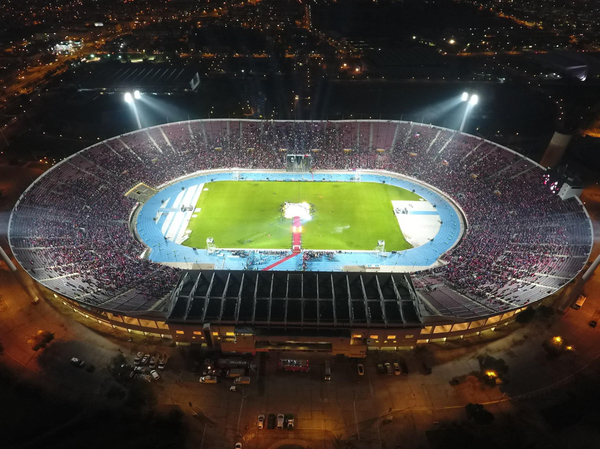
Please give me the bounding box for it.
[182,181,422,251]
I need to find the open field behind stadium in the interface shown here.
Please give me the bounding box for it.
[183,181,422,251]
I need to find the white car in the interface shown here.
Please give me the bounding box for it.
[235,443,242,449]
[357,364,364,376]
[158,354,168,370]
[277,414,285,429]
[199,375,218,384]
[150,369,160,381]
[134,352,143,365]
[70,357,85,368]
[258,414,265,429]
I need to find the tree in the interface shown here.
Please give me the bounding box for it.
[125,381,157,411]
[465,403,495,425]
[515,306,536,323]
[105,384,127,402]
[29,330,54,351]
[413,345,430,357]
[478,355,509,386]
[111,353,126,367]
[478,355,509,376]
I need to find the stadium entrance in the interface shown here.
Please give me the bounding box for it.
[286,154,312,172]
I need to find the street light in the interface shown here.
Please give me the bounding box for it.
[459,93,479,132]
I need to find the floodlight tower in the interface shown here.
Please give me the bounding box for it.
[459,93,478,132]
[124,91,142,129]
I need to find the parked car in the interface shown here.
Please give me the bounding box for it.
[393,362,401,376]
[258,414,265,430]
[71,357,85,368]
[277,414,285,429]
[235,443,242,449]
[235,376,251,385]
[199,375,218,384]
[267,414,276,429]
[149,355,157,369]
[203,368,222,377]
[141,354,150,365]
[158,354,168,370]
[150,369,160,381]
[357,364,364,376]
[130,365,144,378]
[384,362,393,375]
[287,415,294,429]
[377,363,385,374]
[134,352,143,365]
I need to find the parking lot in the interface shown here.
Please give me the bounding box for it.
[143,349,455,449]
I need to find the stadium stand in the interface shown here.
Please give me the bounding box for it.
[8,120,593,318]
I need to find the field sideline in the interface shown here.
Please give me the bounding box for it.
[183,181,422,251]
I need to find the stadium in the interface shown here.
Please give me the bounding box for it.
[7,119,593,357]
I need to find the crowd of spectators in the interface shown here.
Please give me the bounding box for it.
[8,119,592,315]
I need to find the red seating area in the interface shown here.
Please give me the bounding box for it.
[8,119,592,315]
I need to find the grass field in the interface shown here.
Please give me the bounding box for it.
[183,181,423,251]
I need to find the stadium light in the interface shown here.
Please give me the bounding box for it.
[459,93,479,132]
[124,91,142,129]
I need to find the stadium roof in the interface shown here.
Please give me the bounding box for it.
[77,63,200,92]
[167,270,423,328]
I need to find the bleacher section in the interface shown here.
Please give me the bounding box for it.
[7,120,593,318]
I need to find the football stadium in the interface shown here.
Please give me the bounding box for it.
[7,120,593,357]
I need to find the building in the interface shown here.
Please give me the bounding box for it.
[76,63,200,93]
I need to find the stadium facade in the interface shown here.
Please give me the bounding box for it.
[8,119,593,357]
